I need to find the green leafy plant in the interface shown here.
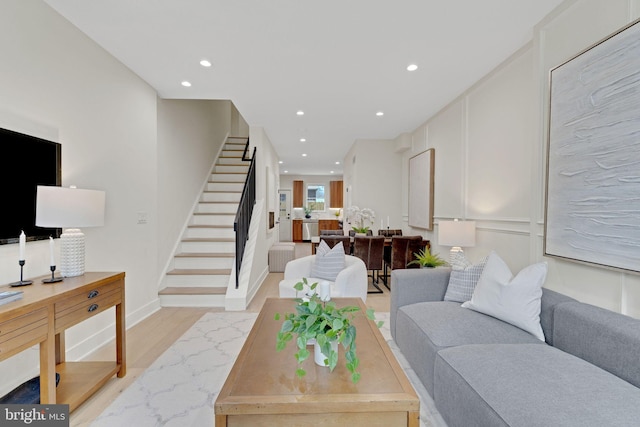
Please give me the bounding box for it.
[275,278,382,383]
[303,203,315,217]
[408,247,448,268]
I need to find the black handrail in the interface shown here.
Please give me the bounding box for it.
[234,143,256,289]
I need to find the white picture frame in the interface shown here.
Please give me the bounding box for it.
[408,149,435,230]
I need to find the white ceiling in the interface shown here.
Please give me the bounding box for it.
[43,0,564,175]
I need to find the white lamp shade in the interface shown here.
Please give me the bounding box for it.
[36,186,105,228]
[438,220,476,247]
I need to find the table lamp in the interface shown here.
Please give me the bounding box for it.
[438,219,476,268]
[35,185,105,278]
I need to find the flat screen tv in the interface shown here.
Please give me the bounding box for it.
[0,127,61,245]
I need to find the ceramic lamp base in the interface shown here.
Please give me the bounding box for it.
[60,228,85,277]
[449,247,471,270]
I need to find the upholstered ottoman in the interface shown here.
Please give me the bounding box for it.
[269,243,296,272]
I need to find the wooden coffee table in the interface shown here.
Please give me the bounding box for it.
[215,297,419,426]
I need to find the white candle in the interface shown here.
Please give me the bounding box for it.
[19,230,26,261]
[387,216,390,228]
[49,236,55,266]
[381,219,384,230]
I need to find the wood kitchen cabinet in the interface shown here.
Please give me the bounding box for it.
[292,219,303,242]
[318,219,341,233]
[293,180,304,208]
[330,180,343,208]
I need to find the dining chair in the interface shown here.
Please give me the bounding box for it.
[352,235,386,293]
[320,236,351,255]
[382,235,422,289]
[378,229,403,274]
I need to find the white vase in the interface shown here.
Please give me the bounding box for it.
[314,341,338,367]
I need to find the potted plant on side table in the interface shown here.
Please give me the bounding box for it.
[408,247,448,268]
[275,278,382,383]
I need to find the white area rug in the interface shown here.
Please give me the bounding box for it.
[92,311,447,427]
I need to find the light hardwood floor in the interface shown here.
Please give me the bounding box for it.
[70,244,391,426]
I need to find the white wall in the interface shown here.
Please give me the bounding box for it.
[343,139,403,233]
[0,0,241,395]
[397,0,640,318]
[157,99,231,275]
[0,0,159,393]
[319,0,640,319]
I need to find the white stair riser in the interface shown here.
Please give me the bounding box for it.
[221,149,244,158]
[201,192,241,202]
[180,240,235,252]
[184,227,235,239]
[159,294,226,308]
[164,274,230,287]
[217,157,245,165]
[224,142,246,149]
[207,182,244,192]
[214,164,249,174]
[196,203,238,214]
[173,257,234,269]
[210,173,246,183]
[190,214,235,226]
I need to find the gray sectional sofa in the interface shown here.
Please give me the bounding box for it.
[390,267,640,427]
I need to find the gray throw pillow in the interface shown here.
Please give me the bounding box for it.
[444,255,488,303]
[310,240,346,281]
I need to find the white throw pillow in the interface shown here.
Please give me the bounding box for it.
[461,251,547,341]
[444,255,488,303]
[311,240,346,281]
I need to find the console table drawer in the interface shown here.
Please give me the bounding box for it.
[55,287,122,332]
[0,308,48,359]
[54,280,122,314]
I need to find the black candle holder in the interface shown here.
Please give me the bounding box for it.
[10,260,33,287]
[42,265,63,284]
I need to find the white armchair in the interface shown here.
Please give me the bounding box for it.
[278,254,368,302]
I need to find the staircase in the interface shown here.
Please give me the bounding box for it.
[159,137,249,307]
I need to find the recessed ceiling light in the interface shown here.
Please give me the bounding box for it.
[407,64,418,71]
[284,170,288,173]
[200,59,212,67]
[335,161,340,165]
[300,138,306,142]
[181,81,192,87]
[296,110,304,116]
[330,171,335,174]
[302,153,307,157]
[278,160,283,164]
[376,111,384,116]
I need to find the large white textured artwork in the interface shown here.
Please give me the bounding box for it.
[545,19,640,273]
